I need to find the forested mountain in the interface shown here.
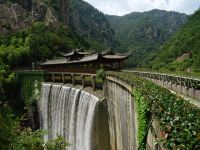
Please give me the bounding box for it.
[106,9,188,67]
[69,0,115,49]
[148,9,200,72]
[0,0,115,69]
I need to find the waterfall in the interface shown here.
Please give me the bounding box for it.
[39,83,99,150]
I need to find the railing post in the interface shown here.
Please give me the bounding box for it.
[178,78,182,93]
[162,75,165,86]
[81,75,85,88]
[169,76,172,89]
[91,75,96,91]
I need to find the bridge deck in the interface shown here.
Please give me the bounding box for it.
[123,70,200,107]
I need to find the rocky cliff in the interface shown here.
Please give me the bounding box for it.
[0,0,63,33]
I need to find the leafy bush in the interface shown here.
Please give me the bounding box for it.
[96,69,105,80]
[12,128,68,150]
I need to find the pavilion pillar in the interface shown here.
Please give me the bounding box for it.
[92,64,95,74]
[119,60,122,70]
[81,75,85,88]
[110,62,112,70]
[71,74,75,85]
[62,74,65,84]
[91,75,96,91]
[52,73,55,83]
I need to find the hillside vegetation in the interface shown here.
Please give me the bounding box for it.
[106,9,187,67]
[69,0,115,50]
[149,9,200,73]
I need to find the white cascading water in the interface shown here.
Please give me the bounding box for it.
[39,83,99,150]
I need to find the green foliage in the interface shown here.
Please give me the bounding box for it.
[0,22,90,68]
[12,127,68,150]
[96,69,105,80]
[29,22,75,61]
[0,111,68,150]
[106,9,187,67]
[45,135,69,150]
[107,71,200,149]
[149,9,200,72]
[15,71,44,107]
[0,104,16,149]
[0,62,16,106]
[12,128,46,150]
[134,90,150,150]
[21,79,41,107]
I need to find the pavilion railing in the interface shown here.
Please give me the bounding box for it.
[44,72,99,91]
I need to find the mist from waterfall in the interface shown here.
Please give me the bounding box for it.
[39,83,99,150]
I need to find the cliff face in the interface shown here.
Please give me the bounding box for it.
[0,0,61,33]
[0,3,28,33]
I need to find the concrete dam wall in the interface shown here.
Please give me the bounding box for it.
[104,75,138,150]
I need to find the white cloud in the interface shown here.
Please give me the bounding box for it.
[83,0,200,16]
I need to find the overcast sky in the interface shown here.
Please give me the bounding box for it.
[83,0,200,16]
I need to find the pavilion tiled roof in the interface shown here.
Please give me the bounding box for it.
[41,58,67,65]
[62,49,91,57]
[41,54,99,65]
[102,54,129,59]
[41,49,131,66]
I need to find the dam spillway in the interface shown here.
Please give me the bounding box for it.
[38,77,139,150]
[104,78,138,150]
[38,83,107,150]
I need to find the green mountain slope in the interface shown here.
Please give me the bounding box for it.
[106,9,187,67]
[69,0,115,50]
[149,9,200,72]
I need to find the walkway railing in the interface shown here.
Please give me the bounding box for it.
[125,70,200,104]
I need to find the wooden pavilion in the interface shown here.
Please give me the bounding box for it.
[40,49,131,73]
